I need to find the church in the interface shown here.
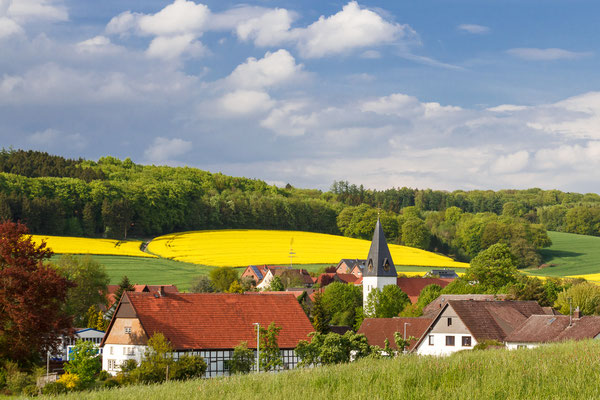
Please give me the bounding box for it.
[362,219,398,305]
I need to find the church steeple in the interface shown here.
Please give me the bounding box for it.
[364,219,397,277]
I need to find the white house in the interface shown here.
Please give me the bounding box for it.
[56,328,105,361]
[413,299,550,356]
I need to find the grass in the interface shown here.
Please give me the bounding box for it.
[50,255,234,292]
[524,231,600,278]
[147,229,469,268]
[37,340,600,400]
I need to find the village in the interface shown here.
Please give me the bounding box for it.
[51,220,600,384]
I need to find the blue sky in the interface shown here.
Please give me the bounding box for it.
[1,0,600,192]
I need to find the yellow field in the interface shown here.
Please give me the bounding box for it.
[567,273,600,283]
[397,271,466,277]
[147,230,469,268]
[30,235,156,258]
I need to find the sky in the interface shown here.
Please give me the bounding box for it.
[1,0,600,193]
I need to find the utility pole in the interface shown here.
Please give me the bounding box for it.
[253,322,260,372]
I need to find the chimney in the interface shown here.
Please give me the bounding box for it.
[573,306,581,319]
[159,285,165,297]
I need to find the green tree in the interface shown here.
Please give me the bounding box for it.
[54,255,110,327]
[311,292,331,334]
[209,267,239,292]
[555,282,600,315]
[106,276,134,318]
[131,333,174,384]
[321,282,362,326]
[365,285,410,318]
[393,331,416,353]
[296,331,371,367]
[416,284,443,308]
[466,243,519,290]
[190,276,215,293]
[227,280,244,293]
[170,355,207,380]
[63,340,101,388]
[227,342,254,374]
[401,218,431,249]
[269,276,284,291]
[259,322,282,372]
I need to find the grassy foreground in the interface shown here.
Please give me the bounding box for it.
[39,341,600,400]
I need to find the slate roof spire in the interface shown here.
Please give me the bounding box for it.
[364,219,397,277]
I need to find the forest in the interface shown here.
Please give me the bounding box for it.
[1,149,600,267]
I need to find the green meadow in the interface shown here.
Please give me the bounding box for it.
[37,340,600,400]
[525,231,600,278]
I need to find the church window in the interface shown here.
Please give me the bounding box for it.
[367,259,373,273]
[383,258,390,271]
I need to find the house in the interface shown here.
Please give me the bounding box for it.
[240,265,267,286]
[421,294,507,317]
[505,309,600,349]
[106,284,179,308]
[336,259,366,277]
[57,328,105,361]
[100,291,314,377]
[426,269,459,279]
[255,266,313,290]
[358,317,432,352]
[396,277,454,304]
[315,272,360,287]
[413,300,551,356]
[363,219,398,305]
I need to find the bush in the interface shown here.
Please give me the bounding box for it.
[473,340,504,351]
[22,384,39,396]
[227,342,255,375]
[5,364,33,394]
[101,378,121,389]
[41,381,67,395]
[96,370,111,382]
[171,355,207,380]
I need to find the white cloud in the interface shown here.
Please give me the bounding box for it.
[360,50,381,59]
[235,8,294,47]
[260,101,317,136]
[144,137,192,163]
[105,11,140,35]
[0,16,22,38]
[76,35,124,54]
[218,90,274,115]
[457,24,490,34]
[487,104,528,113]
[146,34,205,59]
[226,49,302,89]
[293,1,412,58]
[6,0,67,22]
[28,129,86,150]
[138,0,209,36]
[361,93,462,119]
[507,47,592,61]
[490,150,529,174]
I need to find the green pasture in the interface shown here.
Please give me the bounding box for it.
[524,231,600,277]
[40,340,600,400]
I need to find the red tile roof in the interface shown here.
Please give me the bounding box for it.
[505,315,600,343]
[422,294,507,317]
[337,273,360,284]
[396,278,454,303]
[358,317,433,351]
[114,292,314,350]
[106,284,179,307]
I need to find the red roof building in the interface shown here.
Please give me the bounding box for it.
[358,317,433,352]
[105,284,179,308]
[101,292,314,377]
[396,277,454,304]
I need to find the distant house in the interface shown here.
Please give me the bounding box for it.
[336,259,366,277]
[426,269,459,279]
[241,265,267,286]
[421,294,507,318]
[315,272,360,287]
[358,317,432,352]
[413,300,552,356]
[505,309,600,349]
[396,277,454,304]
[100,291,314,377]
[106,284,179,308]
[254,266,313,290]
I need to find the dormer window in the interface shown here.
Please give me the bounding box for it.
[125,327,132,334]
[383,258,390,271]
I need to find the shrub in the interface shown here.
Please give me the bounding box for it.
[96,370,111,382]
[57,372,80,390]
[41,381,67,395]
[101,378,120,389]
[171,355,207,380]
[227,342,255,375]
[473,340,504,351]
[22,384,39,396]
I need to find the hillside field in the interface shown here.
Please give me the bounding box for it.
[41,341,600,400]
[147,229,469,269]
[524,231,600,279]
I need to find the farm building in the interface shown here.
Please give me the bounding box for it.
[100,291,314,377]
[105,284,179,307]
[358,317,432,352]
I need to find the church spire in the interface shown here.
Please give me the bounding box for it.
[364,219,397,277]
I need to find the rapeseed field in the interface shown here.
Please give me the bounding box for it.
[30,235,156,258]
[147,230,469,268]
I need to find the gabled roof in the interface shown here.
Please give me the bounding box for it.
[103,292,314,350]
[422,294,507,317]
[358,318,433,351]
[337,273,360,284]
[396,278,454,304]
[364,219,397,278]
[414,300,547,350]
[336,259,366,272]
[106,284,179,307]
[505,315,600,343]
[248,265,264,281]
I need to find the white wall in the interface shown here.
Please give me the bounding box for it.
[505,342,539,350]
[416,333,477,356]
[102,344,146,375]
[362,276,397,306]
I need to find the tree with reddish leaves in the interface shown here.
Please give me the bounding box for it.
[0,221,73,364]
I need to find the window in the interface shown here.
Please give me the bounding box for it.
[126,347,135,355]
[109,346,114,355]
[462,336,472,347]
[447,317,452,326]
[428,335,434,346]
[445,336,455,346]
[124,327,132,334]
[107,359,116,370]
